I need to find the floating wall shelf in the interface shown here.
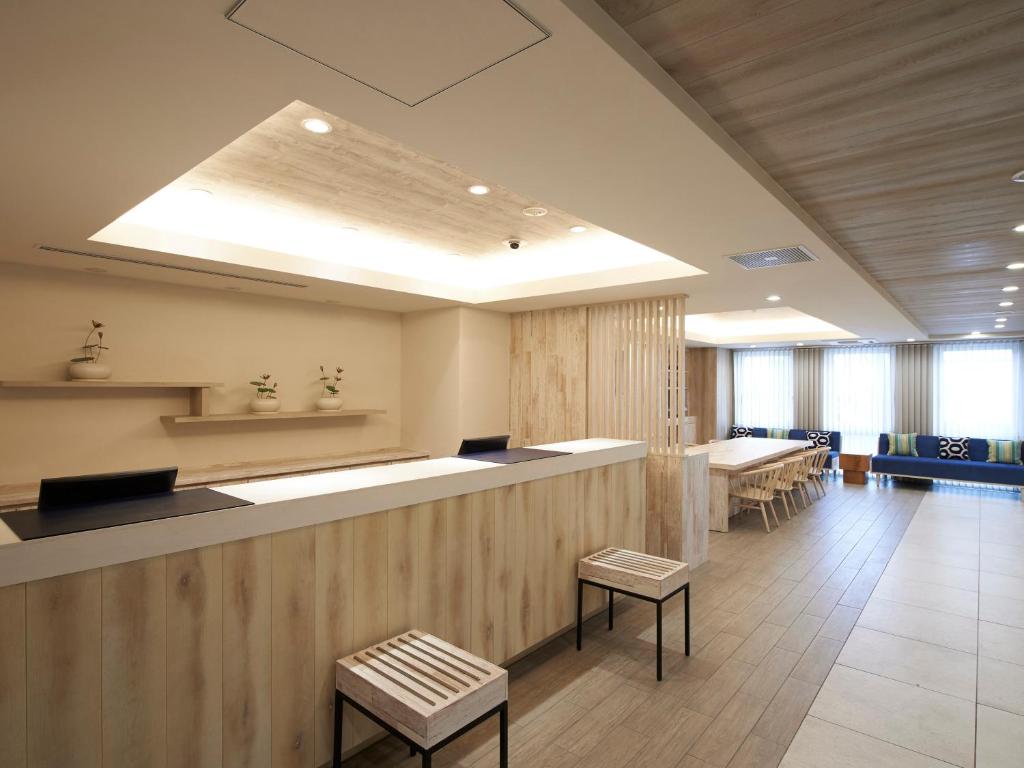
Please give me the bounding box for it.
[161,409,386,425]
[0,379,221,417]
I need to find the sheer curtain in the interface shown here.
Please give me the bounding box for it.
[822,346,894,453]
[733,348,794,428]
[932,341,1024,439]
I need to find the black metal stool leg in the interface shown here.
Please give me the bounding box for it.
[576,579,584,650]
[499,701,509,768]
[684,583,691,656]
[608,589,614,630]
[333,690,343,767]
[656,600,663,681]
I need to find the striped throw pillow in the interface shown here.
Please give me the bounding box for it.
[987,440,1022,465]
[887,433,918,456]
[768,427,789,439]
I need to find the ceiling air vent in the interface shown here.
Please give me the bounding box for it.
[728,245,817,270]
[833,339,877,345]
[37,245,308,288]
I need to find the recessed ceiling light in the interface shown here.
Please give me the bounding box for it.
[796,342,805,346]
[765,295,781,302]
[1013,170,1024,183]
[339,226,359,234]
[1007,262,1024,270]
[569,225,587,233]
[301,117,332,134]
[522,207,547,217]
[187,188,213,201]
[996,317,1008,322]
[1000,301,1014,307]
[995,324,1006,329]
[907,338,916,342]
[468,184,489,195]
[970,331,982,336]
[1014,224,1024,234]
[748,345,757,348]
[1003,285,1019,292]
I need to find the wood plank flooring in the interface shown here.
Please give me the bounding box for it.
[342,477,930,768]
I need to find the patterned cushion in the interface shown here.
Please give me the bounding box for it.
[938,437,970,461]
[731,425,753,438]
[987,439,1022,465]
[767,427,789,439]
[887,433,918,456]
[805,430,832,448]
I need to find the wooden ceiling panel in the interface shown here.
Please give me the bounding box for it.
[598,0,1024,334]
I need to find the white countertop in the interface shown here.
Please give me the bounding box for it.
[0,438,645,587]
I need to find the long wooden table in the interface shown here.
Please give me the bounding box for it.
[686,437,810,531]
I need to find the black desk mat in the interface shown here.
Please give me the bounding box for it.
[459,448,570,464]
[1,487,252,541]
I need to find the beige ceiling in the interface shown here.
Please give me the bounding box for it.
[0,0,924,342]
[597,0,1024,337]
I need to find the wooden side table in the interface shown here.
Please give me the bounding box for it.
[839,453,871,485]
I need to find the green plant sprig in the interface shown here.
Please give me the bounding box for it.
[318,365,344,397]
[249,373,278,399]
[71,320,110,363]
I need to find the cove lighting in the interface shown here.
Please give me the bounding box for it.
[1003,286,1019,292]
[300,118,332,134]
[1007,263,1024,270]
[765,295,781,302]
[467,185,490,195]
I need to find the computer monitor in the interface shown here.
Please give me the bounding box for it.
[457,435,510,456]
[38,467,178,512]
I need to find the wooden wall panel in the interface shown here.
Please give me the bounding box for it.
[10,463,644,766]
[313,519,356,763]
[510,307,588,447]
[101,558,167,768]
[0,584,26,768]
[270,529,315,768]
[167,546,223,768]
[222,537,271,768]
[26,570,102,768]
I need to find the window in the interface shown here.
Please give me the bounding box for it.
[822,346,894,454]
[733,348,793,429]
[933,342,1023,440]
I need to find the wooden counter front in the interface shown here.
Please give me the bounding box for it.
[0,457,644,768]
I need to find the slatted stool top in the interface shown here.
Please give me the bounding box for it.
[579,547,689,599]
[336,630,508,749]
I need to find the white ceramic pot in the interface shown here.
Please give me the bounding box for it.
[316,397,342,411]
[250,398,280,413]
[68,361,112,380]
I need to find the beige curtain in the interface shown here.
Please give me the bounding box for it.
[894,344,932,433]
[793,347,823,429]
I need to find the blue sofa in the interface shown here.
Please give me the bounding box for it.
[872,434,1024,488]
[731,427,841,469]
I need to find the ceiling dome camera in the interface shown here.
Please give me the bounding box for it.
[504,238,525,250]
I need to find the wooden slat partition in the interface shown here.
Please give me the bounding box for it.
[588,297,686,455]
[0,460,644,768]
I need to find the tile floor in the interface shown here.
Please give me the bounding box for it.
[340,479,1024,768]
[782,486,1024,768]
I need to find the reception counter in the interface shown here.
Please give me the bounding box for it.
[0,438,645,768]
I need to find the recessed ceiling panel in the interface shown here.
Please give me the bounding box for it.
[227,0,548,106]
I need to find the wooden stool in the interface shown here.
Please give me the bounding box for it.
[576,548,690,680]
[333,630,508,767]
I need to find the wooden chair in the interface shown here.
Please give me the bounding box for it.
[729,462,785,532]
[771,456,804,520]
[577,548,690,681]
[790,451,817,507]
[333,630,508,767]
[806,446,831,498]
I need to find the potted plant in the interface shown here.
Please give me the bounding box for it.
[68,320,112,380]
[249,373,280,413]
[316,365,344,410]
